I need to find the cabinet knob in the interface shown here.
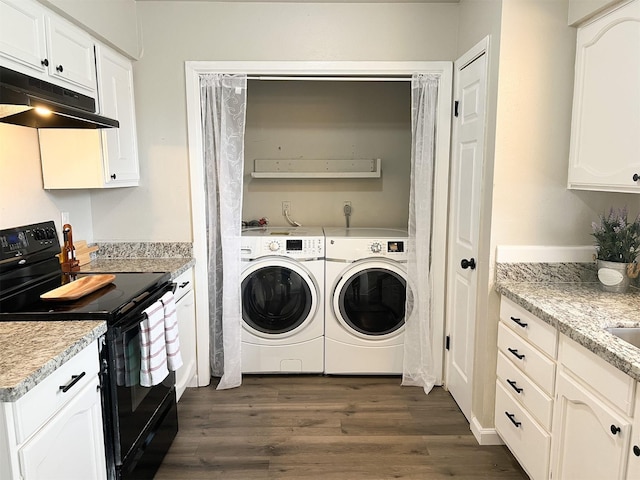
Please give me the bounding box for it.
[634,445,640,457]
[110,174,117,180]
[634,173,640,182]
[41,58,49,67]
[461,258,476,270]
[611,424,621,435]
[56,64,64,73]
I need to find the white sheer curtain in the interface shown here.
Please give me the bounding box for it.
[200,73,247,390]
[402,73,439,394]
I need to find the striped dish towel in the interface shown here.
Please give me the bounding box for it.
[161,291,183,371]
[139,300,169,387]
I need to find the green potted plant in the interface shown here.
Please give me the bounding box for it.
[592,207,640,293]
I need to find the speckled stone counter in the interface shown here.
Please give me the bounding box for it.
[79,257,194,280]
[496,280,640,382]
[0,321,106,402]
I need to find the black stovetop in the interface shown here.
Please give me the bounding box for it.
[0,270,171,322]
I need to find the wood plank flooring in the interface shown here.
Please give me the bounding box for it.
[155,375,527,479]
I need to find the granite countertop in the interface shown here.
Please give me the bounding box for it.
[79,257,195,280]
[496,281,640,382]
[0,321,107,402]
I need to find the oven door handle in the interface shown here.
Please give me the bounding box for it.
[113,282,176,337]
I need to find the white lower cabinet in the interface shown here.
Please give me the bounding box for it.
[18,378,106,479]
[551,368,631,480]
[174,268,197,401]
[495,297,557,480]
[0,340,106,480]
[627,393,640,478]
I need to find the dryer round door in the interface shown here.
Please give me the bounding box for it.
[242,257,319,338]
[332,259,409,339]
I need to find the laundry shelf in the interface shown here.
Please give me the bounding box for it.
[251,158,381,178]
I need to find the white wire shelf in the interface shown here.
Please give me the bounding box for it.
[250,158,381,179]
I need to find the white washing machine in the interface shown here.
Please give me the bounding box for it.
[324,227,409,375]
[240,226,324,373]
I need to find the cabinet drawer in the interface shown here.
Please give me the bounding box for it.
[559,335,635,416]
[500,297,558,358]
[498,322,556,395]
[12,340,100,444]
[173,268,193,303]
[496,351,553,431]
[495,381,551,480]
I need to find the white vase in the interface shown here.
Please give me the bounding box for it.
[597,260,630,293]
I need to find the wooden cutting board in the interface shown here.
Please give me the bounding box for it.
[40,274,116,301]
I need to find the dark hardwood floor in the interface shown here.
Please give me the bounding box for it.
[155,375,527,479]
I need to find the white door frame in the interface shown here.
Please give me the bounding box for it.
[444,36,491,430]
[184,61,452,386]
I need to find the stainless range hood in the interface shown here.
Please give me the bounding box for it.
[0,66,119,129]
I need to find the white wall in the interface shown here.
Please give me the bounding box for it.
[467,0,640,431]
[39,0,140,58]
[243,80,411,229]
[89,1,459,242]
[0,125,94,242]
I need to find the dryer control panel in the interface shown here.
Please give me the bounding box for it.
[241,236,324,259]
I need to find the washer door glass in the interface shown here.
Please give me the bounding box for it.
[338,267,406,336]
[242,265,313,334]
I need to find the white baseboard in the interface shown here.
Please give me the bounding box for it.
[470,416,504,445]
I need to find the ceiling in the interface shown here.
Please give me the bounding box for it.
[135,0,459,3]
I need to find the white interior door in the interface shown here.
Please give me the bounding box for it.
[445,41,488,422]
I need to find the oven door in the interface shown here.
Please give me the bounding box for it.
[102,286,177,477]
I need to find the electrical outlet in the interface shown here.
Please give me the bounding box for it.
[282,201,291,216]
[343,201,352,209]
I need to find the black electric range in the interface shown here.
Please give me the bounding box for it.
[0,221,178,480]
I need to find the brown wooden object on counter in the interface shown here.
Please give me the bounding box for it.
[40,274,116,301]
[60,224,80,273]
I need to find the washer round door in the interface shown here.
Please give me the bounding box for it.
[333,259,408,339]
[242,257,319,338]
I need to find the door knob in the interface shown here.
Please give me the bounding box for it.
[461,258,476,270]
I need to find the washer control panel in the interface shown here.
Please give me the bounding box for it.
[326,237,408,261]
[367,240,404,255]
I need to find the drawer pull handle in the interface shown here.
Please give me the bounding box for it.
[506,379,523,394]
[59,372,86,393]
[179,281,190,288]
[634,445,640,457]
[510,316,528,328]
[611,425,621,436]
[507,348,525,360]
[505,411,521,428]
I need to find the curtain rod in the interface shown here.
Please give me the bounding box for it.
[246,76,412,82]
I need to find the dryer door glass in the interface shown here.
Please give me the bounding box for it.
[242,266,313,334]
[338,268,406,336]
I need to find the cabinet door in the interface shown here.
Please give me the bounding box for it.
[568,0,640,193]
[18,378,107,480]
[0,0,47,74]
[551,370,631,480]
[626,384,640,478]
[176,288,196,401]
[96,44,140,187]
[45,15,96,95]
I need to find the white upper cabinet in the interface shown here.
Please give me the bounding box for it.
[568,0,640,193]
[0,0,96,97]
[95,43,140,187]
[39,44,140,189]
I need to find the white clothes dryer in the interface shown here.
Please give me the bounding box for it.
[240,226,324,373]
[324,227,409,375]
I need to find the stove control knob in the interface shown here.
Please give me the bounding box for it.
[370,242,383,254]
[268,241,280,252]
